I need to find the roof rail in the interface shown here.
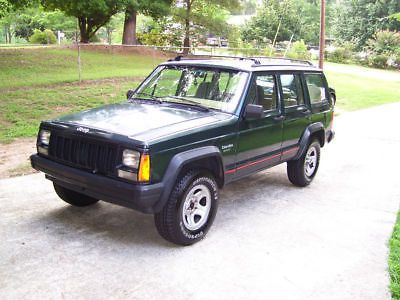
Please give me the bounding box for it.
[249,56,314,66]
[167,54,315,67]
[169,54,261,64]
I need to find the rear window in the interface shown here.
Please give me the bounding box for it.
[304,73,327,104]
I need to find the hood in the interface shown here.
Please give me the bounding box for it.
[55,102,235,142]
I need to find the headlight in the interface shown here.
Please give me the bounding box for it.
[122,149,140,168]
[39,130,51,145]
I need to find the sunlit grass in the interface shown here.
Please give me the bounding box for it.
[0,48,399,142]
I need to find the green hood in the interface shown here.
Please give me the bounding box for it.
[56,102,235,143]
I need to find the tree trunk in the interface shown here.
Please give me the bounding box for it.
[122,8,137,45]
[4,26,8,43]
[7,27,11,44]
[78,17,90,43]
[182,0,191,54]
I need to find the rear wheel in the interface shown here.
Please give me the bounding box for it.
[287,140,321,187]
[154,170,218,246]
[53,183,99,207]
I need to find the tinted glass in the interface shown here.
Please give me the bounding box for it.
[246,74,277,112]
[304,73,327,104]
[280,74,304,108]
[136,66,249,113]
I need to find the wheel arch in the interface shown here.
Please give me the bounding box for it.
[293,122,325,160]
[153,146,224,212]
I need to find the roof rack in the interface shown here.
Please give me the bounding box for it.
[249,56,314,66]
[169,55,261,64]
[168,54,315,67]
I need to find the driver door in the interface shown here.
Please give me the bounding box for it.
[233,73,283,179]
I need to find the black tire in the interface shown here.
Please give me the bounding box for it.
[53,183,99,207]
[287,140,321,187]
[154,170,219,246]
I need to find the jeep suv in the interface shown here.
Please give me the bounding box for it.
[30,56,335,245]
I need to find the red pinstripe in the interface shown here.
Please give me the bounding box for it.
[224,146,299,175]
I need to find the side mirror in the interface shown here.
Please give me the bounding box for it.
[126,89,135,99]
[244,104,264,119]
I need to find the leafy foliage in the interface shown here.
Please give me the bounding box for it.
[367,30,400,55]
[242,0,301,44]
[172,0,239,52]
[29,28,56,43]
[0,0,11,19]
[332,0,400,50]
[286,40,311,60]
[41,0,124,42]
[326,42,355,63]
[137,32,169,46]
[121,0,172,45]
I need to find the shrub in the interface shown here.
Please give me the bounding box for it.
[368,54,389,69]
[286,40,311,60]
[29,29,56,44]
[89,34,101,43]
[326,42,355,63]
[367,30,400,55]
[137,32,168,46]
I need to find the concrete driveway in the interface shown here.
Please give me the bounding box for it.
[1,103,400,300]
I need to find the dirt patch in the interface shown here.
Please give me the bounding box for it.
[0,138,37,179]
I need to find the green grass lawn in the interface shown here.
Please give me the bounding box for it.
[0,47,163,89]
[390,213,400,299]
[324,63,400,111]
[0,79,137,142]
[0,47,399,142]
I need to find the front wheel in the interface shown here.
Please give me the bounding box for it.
[287,140,321,187]
[154,170,219,246]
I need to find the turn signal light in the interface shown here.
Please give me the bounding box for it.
[138,154,150,182]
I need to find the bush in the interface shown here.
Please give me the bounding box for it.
[326,42,355,63]
[137,33,168,46]
[367,30,400,55]
[89,34,101,43]
[29,29,56,44]
[286,40,311,60]
[368,54,389,69]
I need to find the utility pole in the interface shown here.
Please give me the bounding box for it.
[319,0,326,69]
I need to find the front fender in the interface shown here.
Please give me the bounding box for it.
[153,146,224,212]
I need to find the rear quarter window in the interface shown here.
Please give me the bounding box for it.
[304,73,328,105]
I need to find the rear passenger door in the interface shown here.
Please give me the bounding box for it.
[234,73,283,178]
[278,73,311,161]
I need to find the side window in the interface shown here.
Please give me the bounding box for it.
[246,74,277,112]
[279,74,304,108]
[304,73,327,104]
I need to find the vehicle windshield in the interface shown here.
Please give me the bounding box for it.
[134,65,249,113]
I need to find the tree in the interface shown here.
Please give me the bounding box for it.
[0,0,11,19]
[173,0,240,54]
[332,0,400,49]
[41,0,124,43]
[122,0,172,45]
[0,0,38,43]
[242,0,301,45]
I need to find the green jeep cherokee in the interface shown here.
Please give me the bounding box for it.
[31,56,335,245]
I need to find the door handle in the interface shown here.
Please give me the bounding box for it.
[274,115,285,121]
[299,108,310,115]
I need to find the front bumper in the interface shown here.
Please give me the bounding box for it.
[30,154,163,214]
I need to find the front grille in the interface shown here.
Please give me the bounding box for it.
[48,133,117,175]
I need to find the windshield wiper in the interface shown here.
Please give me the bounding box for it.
[163,96,210,112]
[130,92,163,104]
